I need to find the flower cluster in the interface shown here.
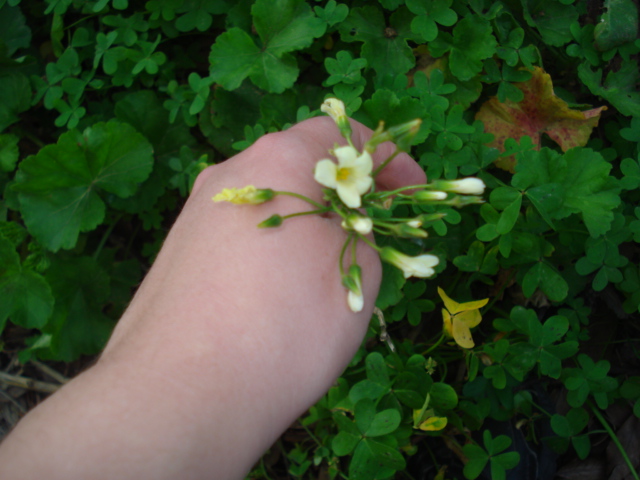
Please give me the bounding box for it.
[212,98,486,314]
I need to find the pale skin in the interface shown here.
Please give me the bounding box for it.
[0,116,426,479]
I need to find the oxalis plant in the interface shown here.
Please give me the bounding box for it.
[2,0,640,479]
[213,98,485,313]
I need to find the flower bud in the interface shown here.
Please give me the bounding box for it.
[413,190,448,202]
[213,186,275,205]
[445,196,484,207]
[341,214,373,235]
[380,247,439,279]
[365,119,422,153]
[342,265,364,312]
[321,98,352,138]
[395,224,428,238]
[385,118,422,152]
[435,178,485,195]
[258,214,283,228]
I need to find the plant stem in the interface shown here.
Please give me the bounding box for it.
[357,234,380,252]
[338,234,353,277]
[423,334,446,355]
[372,148,401,178]
[588,400,640,480]
[281,209,326,220]
[93,213,123,261]
[274,190,327,209]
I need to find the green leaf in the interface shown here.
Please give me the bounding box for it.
[324,50,367,86]
[514,148,620,237]
[594,0,639,51]
[13,120,154,251]
[209,0,325,93]
[376,261,406,309]
[332,430,360,456]
[339,6,420,77]
[463,443,489,479]
[349,437,405,479]
[429,382,458,410]
[0,236,54,331]
[0,73,31,133]
[314,0,349,27]
[405,0,457,42]
[174,0,229,32]
[361,89,428,143]
[41,255,114,361]
[0,134,19,172]
[522,262,568,302]
[579,61,640,117]
[429,16,497,82]
[521,0,578,46]
[366,409,401,437]
[0,4,31,57]
[496,195,522,234]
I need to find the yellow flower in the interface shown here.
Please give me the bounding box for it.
[437,287,489,349]
[314,145,373,208]
[212,186,274,204]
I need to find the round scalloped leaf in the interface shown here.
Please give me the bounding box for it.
[13,120,153,251]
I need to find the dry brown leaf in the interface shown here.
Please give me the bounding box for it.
[475,66,607,172]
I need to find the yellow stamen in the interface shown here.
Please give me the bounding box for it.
[336,167,351,181]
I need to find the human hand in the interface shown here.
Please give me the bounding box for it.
[0,115,426,480]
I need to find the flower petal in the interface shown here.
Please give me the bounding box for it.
[457,309,482,328]
[334,145,358,165]
[314,159,338,188]
[442,309,454,338]
[337,183,362,208]
[452,319,475,349]
[348,290,364,312]
[437,287,463,315]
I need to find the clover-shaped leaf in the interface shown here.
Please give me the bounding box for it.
[429,16,497,82]
[209,0,325,93]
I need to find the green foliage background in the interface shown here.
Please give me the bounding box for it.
[1,0,639,478]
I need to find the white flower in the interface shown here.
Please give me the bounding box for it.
[380,247,439,279]
[314,146,373,208]
[321,98,347,123]
[445,178,485,195]
[407,219,422,228]
[341,214,373,235]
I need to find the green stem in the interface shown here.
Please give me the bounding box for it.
[372,148,401,178]
[588,400,640,480]
[357,234,380,253]
[351,233,358,264]
[274,191,327,210]
[422,334,446,355]
[92,214,123,261]
[281,209,327,220]
[376,183,431,197]
[338,234,354,277]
